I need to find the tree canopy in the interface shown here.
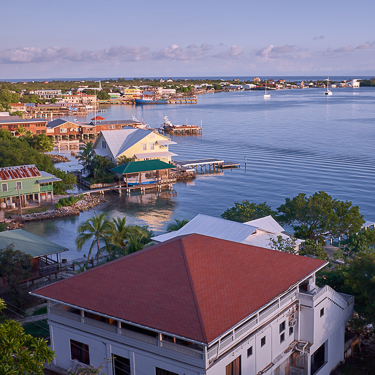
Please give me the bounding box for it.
[277,191,364,240]
[0,129,76,194]
[0,299,54,374]
[221,201,277,223]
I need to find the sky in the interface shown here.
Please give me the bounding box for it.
[1,0,374,79]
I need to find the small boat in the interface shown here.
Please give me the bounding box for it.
[135,96,168,105]
[264,80,271,99]
[324,77,333,96]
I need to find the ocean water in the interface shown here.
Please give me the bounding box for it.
[23,87,375,259]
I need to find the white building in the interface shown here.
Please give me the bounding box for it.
[152,214,304,251]
[34,89,62,99]
[92,128,177,163]
[33,234,353,375]
[348,79,360,88]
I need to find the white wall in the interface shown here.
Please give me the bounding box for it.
[50,323,205,375]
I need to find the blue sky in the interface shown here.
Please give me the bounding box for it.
[1,0,374,78]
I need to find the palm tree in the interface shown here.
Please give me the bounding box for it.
[77,141,95,175]
[107,219,154,257]
[76,212,111,265]
[166,218,189,232]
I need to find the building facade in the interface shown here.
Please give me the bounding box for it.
[0,118,47,136]
[33,234,353,375]
[0,165,60,207]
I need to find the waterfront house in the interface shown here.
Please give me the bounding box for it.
[152,214,304,251]
[0,229,68,289]
[0,165,61,208]
[33,234,353,375]
[0,118,47,136]
[47,118,83,140]
[92,128,177,163]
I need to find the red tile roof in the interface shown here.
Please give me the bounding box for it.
[0,165,41,181]
[34,234,326,343]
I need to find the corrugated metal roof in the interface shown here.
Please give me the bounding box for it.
[243,232,304,249]
[244,215,284,233]
[111,160,175,174]
[0,229,68,257]
[0,165,41,181]
[96,129,137,158]
[152,214,257,243]
[116,128,152,157]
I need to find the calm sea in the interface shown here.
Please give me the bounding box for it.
[23,87,375,259]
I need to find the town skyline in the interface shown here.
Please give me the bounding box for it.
[1,0,374,79]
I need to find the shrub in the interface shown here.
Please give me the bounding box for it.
[56,194,84,208]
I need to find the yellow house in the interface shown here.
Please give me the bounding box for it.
[92,128,177,163]
[121,88,143,99]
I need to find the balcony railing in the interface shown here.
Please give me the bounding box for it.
[40,185,53,192]
[49,306,204,360]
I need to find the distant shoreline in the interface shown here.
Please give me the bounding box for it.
[0,75,372,83]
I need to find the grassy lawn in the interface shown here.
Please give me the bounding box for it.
[0,223,7,232]
[32,306,47,316]
[23,319,49,339]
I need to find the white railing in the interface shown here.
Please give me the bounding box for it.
[207,344,219,359]
[120,328,158,345]
[84,317,117,333]
[219,333,233,350]
[234,317,257,339]
[160,341,203,359]
[259,302,280,322]
[280,289,297,306]
[50,307,81,322]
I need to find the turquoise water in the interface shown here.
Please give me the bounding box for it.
[24,87,375,259]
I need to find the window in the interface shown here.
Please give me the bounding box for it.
[70,339,89,364]
[280,333,285,343]
[155,368,178,375]
[320,308,324,317]
[1,183,8,192]
[261,336,266,347]
[247,346,253,357]
[225,355,241,375]
[113,354,130,375]
[16,181,22,190]
[289,327,294,336]
[311,341,327,375]
[150,142,155,150]
[60,128,67,133]
[279,321,286,333]
[102,141,107,149]
[142,143,147,151]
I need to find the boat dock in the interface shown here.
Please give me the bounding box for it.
[174,158,240,172]
[160,124,202,135]
[168,97,197,104]
[81,179,177,196]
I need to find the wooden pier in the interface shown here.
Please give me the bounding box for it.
[219,162,241,169]
[168,97,197,104]
[174,158,224,172]
[160,125,202,135]
[82,179,177,196]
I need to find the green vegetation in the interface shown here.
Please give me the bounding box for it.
[56,194,84,208]
[167,218,189,232]
[23,320,49,339]
[359,77,375,87]
[32,306,48,316]
[277,191,364,241]
[221,201,277,223]
[0,299,54,374]
[76,213,154,269]
[77,142,116,184]
[0,128,76,194]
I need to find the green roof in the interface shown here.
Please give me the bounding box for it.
[111,160,175,174]
[0,229,68,258]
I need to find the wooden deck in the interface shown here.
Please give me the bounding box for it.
[82,179,177,196]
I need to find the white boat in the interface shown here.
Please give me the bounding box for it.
[324,77,333,96]
[264,80,271,99]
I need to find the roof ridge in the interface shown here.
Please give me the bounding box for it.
[179,236,208,343]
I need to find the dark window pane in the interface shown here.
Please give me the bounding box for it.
[113,354,130,375]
